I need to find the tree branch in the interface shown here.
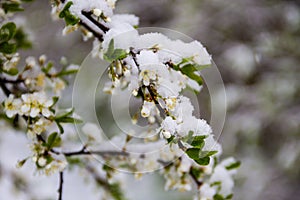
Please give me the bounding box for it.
[0,77,23,84]
[79,21,104,41]
[81,11,109,33]
[63,147,129,157]
[0,79,11,96]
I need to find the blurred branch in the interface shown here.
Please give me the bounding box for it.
[63,146,129,157]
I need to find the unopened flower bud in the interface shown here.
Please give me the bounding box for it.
[93,8,102,17]
[162,130,172,139]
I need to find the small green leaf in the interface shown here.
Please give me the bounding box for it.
[59,2,80,26]
[56,69,78,77]
[111,49,128,60]
[2,3,24,13]
[14,27,32,49]
[225,161,241,170]
[195,156,210,165]
[194,64,211,71]
[181,64,203,85]
[186,148,200,160]
[108,183,126,200]
[51,96,59,107]
[57,116,83,124]
[214,194,225,200]
[55,108,74,119]
[66,157,83,167]
[225,194,233,199]
[59,2,73,18]
[42,62,54,74]
[199,151,218,158]
[64,13,80,26]
[0,42,16,54]
[5,68,18,76]
[47,132,61,149]
[56,121,64,134]
[190,135,207,148]
[0,22,17,43]
[186,148,212,165]
[104,39,128,62]
[182,131,194,144]
[105,39,115,58]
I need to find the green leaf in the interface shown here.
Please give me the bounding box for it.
[214,194,225,200]
[59,2,71,18]
[108,183,126,200]
[186,148,212,165]
[194,156,210,165]
[14,27,32,49]
[0,22,17,43]
[111,49,128,60]
[49,97,59,114]
[56,69,78,77]
[42,62,54,74]
[225,161,241,170]
[47,132,61,149]
[194,64,211,71]
[210,181,221,187]
[55,108,74,119]
[0,42,16,54]
[64,13,80,26]
[4,68,18,76]
[57,116,83,124]
[183,131,197,144]
[181,64,203,85]
[199,151,218,158]
[190,135,207,148]
[186,148,200,160]
[59,2,80,26]
[66,157,83,167]
[56,121,64,134]
[105,39,115,58]
[2,3,24,13]
[178,57,194,66]
[104,39,128,62]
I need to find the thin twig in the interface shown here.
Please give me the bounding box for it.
[63,147,129,157]
[58,171,64,200]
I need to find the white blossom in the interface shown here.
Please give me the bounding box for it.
[4,94,22,118]
[161,116,177,135]
[20,92,53,118]
[27,118,52,138]
[141,101,157,118]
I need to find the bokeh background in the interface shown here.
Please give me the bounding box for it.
[0,0,299,199]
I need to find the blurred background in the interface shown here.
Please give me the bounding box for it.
[0,0,299,199]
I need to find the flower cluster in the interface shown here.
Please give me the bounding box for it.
[48,0,240,199]
[0,48,78,177]
[0,0,240,199]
